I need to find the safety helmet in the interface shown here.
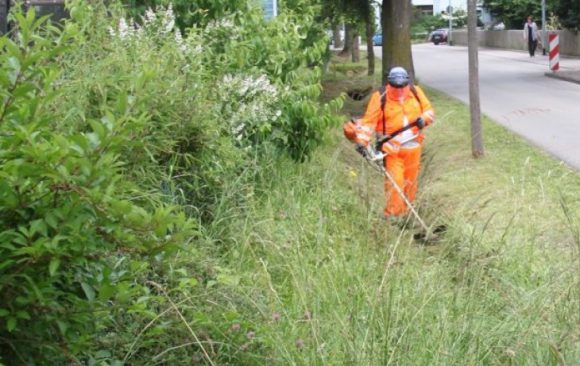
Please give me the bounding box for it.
[387,67,409,88]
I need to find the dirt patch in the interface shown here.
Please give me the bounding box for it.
[346,86,373,101]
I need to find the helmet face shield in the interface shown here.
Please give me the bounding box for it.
[388,77,409,88]
[387,67,409,88]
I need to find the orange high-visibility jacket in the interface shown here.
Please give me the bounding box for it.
[360,85,435,145]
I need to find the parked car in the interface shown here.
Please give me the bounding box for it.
[373,34,383,46]
[429,28,449,45]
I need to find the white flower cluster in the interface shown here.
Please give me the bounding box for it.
[204,17,240,41]
[108,5,202,57]
[205,18,235,32]
[223,74,278,99]
[220,74,282,142]
[108,17,140,40]
[143,4,174,35]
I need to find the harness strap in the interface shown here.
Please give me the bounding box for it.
[379,84,422,136]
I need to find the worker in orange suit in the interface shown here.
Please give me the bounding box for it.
[346,66,435,219]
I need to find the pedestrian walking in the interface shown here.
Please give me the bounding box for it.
[523,16,540,57]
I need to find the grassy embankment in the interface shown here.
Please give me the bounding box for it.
[210,52,580,365]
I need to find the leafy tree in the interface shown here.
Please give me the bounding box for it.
[361,1,376,75]
[551,0,580,31]
[482,0,540,29]
[316,0,376,73]
[412,11,447,35]
[481,0,580,29]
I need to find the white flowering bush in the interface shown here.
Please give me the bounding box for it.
[108,4,202,57]
[218,74,282,143]
[204,16,239,42]
[104,2,341,162]
[195,6,342,160]
[107,4,175,40]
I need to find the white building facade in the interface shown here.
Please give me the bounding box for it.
[413,0,468,14]
[434,0,469,14]
[261,0,278,20]
[413,1,493,25]
[415,1,494,15]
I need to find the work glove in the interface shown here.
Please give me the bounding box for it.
[343,119,372,145]
[415,117,425,130]
[343,120,358,142]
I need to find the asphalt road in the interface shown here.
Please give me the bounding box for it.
[402,43,580,171]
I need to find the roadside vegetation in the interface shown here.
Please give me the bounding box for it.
[411,8,468,39]
[0,1,578,365]
[482,0,580,31]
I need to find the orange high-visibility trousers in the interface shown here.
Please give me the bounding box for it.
[383,145,422,217]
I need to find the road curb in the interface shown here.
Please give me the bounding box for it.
[544,72,580,85]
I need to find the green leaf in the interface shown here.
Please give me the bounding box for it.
[56,320,68,335]
[7,317,17,332]
[110,200,133,215]
[45,212,59,229]
[0,260,16,271]
[178,278,198,289]
[49,258,60,277]
[16,311,30,320]
[30,219,48,237]
[0,309,10,317]
[216,273,241,286]
[98,283,115,301]
[117,91,128,115]
[12,84,35,98]
[81,282,96,302]
[89,119,105,138]
[94,350,111,359]
[7,57,20,85]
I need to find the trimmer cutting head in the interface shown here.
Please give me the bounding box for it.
[413,224,447,244]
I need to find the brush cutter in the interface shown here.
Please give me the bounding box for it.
[350,122,441,243]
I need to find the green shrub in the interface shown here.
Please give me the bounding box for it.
[0,8,196,364]
[0,0,341,363]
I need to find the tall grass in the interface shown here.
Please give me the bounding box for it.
[167,69,580,364]
[3,5,577,362]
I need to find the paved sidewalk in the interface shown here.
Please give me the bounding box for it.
[465,47,580,85]
[369,44,580,86]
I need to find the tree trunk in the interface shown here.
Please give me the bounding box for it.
[382,0,415,85]
[365,9,375,75]
[1,0,9,35]
[340,23,354,56]
[332,23,343,49]
[468,0,484,157]
[352,30,360,63]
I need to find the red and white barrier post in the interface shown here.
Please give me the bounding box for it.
[549,32,560,72]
